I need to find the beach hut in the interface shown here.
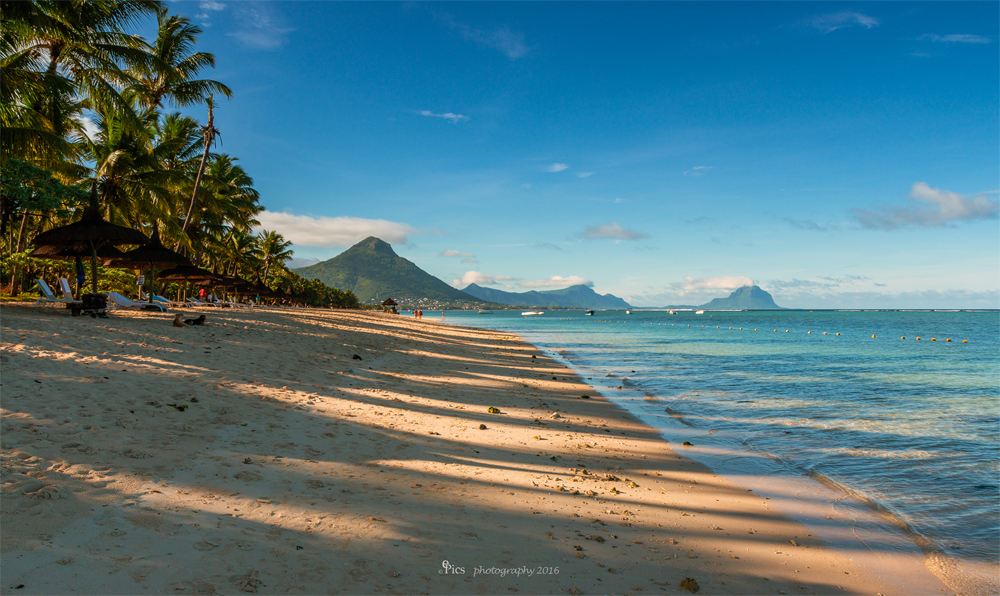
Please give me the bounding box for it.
[382,297,398,313]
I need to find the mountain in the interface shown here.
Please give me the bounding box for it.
[462,283,631,309]
[293,237,481,304]
[698,285,782,310]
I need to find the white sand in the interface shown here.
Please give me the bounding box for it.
[1,304,950,594]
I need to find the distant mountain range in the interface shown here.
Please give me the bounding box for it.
[661,285,782,310]
[293,237,481,304]
[462,283,631,309]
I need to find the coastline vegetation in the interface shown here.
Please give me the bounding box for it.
[0,0,358,308]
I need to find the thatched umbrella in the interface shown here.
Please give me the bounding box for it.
[31,183,149,294]
[27,244,128,299]
[105,227,192,303]
[157,265,222,282]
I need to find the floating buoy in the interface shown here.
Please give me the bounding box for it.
[946,339,952,342]
[963,340,968,343]
[901,336,905,340]
[807,331,812,334]
[729,327,733,329]
[916,337,921,341]
[786,330,790,333]
[774,329,778,332]
[872,334,876,338]
[823,332,827,335]
[931,338,936,341]
[836,333,840,336]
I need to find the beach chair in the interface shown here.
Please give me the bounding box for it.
[33,279,81,308]
[186,297,218,307]
[107,291,167,312]
[58,278,79,301]
[153,294,186,307]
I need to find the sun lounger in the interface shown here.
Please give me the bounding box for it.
[185,298,219,307]
[107,291,167,312]
[153,294,186,307]
[58,278,78,301]
[33,279,81,308]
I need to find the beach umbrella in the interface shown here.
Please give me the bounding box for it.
[31,183,149,294]
[28,243,127,261]
[156,265,223,282]
[105,227,192,303]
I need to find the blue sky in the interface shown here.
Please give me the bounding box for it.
[160,1,998,308]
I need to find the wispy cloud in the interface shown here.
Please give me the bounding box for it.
[420,110,469,124]
[807,12,879,33]
[544,163,568,173]
[196,0,226,26]
[582,222,648,241]
[440,249,474,258]
[440,15,529,60]
[684,166,712,177]
[520,276,593,289]
[920,33,991,44]
[453,271,515,288]
[531,242,563,251]
[853,182,999,230]
[227,4,294,50]
[577,172,594,178]
[255,211,416,247]
[782,217,838,232]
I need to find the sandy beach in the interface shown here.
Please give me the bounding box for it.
[1,304,950,595]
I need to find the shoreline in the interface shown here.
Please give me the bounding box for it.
[1,304,951,594]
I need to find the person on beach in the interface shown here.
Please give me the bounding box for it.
[198,287,207,301]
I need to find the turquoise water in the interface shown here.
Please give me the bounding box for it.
[442,309,1000,568]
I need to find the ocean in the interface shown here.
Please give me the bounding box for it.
[440,308,999,588]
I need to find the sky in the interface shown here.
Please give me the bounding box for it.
[156,1,998,308]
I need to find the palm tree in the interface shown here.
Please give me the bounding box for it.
[258,230,293,282]
[128,7,231,110]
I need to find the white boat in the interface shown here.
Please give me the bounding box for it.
[584,310,594,316]
[522,311,545,316]
[668,310,676,315]
[478,310,493,314]
[695,310,705,314]
[625,309,632,315]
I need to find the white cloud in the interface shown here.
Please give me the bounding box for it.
[520,276,593,289]
[921,34,991,44]
[808,12,879,33]
[544,163,568,173]
[440,249,474,257]
[614,198,627,204]
[419,110,469,124]
[452,271,515,288]
[228,4,294,49]
[583,221,648,241]
[461,258,478,264]
[522,183,532,189]
[577,172,594,178]
[684,166,712,177]
[853,182,999,230]
[255,211,416,247]
[199,1,226,10]
[677,275,755,293]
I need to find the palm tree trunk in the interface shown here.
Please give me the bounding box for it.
[181,100,216,235]
[10,210,32,296]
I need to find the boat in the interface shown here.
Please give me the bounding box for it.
[625,309,632,315]
[477,310,493,314]
[668,309,676,315]
[521,311,545,316]
[695,310,705,314]
[584,310,594,316]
